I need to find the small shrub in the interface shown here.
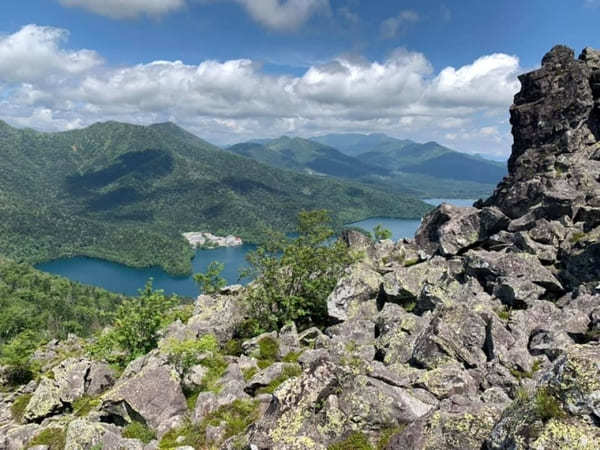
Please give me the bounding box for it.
[569,231,586,244]
[223,338,243,356]
[10,393,32,423]
[534,387,565,421]
[373,225,392,241]
[496,306,512,322]
[73,395,101,417]
[87,281,178,367]
[164,335,219,374]
[242,210,356,333]
[376,425,404,450]
[282,350,303,363]
[194,261,226,295]
[186,390,199,411]
[254,336,280,369]
[160,400,259,448]
[198,354,228,393]
[328,432,373,450]
[28,427,66,450]
[122,421,156,443]
[242,367,258,381]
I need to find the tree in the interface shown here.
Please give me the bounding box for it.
[373,224,392,241]
[240,210,355,335]
[89,280,177,366]
[194,261,226,295]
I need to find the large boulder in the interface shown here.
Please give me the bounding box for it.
[100,352,187,432]
[327,262,383,322]
[24,358,115,423]
[415,204,508,256]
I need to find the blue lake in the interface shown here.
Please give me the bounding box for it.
[35,198,475,297]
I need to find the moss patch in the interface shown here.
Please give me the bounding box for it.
[328,432,373,450]
[160,399,259,449]
[10,393,32,423]
[27,427,66,450]
[72,395,101,417]
[122,421,157,443]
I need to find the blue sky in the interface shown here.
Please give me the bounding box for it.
[0,0,599,156]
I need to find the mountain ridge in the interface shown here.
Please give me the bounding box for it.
[0,120,431,275]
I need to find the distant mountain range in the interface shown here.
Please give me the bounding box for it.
[0,121,431,275]
[229,133,507,198]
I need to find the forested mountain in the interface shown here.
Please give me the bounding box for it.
[231,134,507,198]
[228,136,389,178]
[0,256,124,346]
[312,133,507,185]
[0,121,431,275]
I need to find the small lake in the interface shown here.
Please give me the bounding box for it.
[35,198,475,297]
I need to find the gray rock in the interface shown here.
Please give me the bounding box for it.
[412,304,488,370]
[326,262,382,321]
[415,204,508,256]
[101,352,187,431]
[245,363,300,396]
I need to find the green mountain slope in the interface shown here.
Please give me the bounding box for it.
[228,136,389,178]
[0,121,431,275]
[311,133,507,194]
[312,133,413,157]
[0,256,124,345]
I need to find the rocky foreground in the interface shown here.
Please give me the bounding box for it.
[2,45,600,449]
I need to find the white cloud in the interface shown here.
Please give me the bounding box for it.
[428,53,520,107]
[0,25,101,83]
[380,10,420,39]
[0,24,520,156]
[57,0,329,30]
[234,0,330,31]
[58,0,186,19]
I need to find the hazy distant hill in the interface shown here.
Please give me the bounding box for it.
[311,133,507,191]
[228,136,389,179]
[0,121,431,275]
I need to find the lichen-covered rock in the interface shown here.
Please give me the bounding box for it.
[412,304,488,370]
[64,418,138,450]
[100,352,187,432]
[387,402,502,450]
[327,262,383,321]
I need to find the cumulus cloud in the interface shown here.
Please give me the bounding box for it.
[380,10,420,39]
[58,0,186,19]
[0,24,520,155]
[58,0,329,30]
[0,24,101,83]
[234,0,330,31]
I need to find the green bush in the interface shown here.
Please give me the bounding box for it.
[164,335,219,374]
[122,421,157,443]
[27,427,67,450]
[160,400,259,449]
[241,210,355,334]
[88,281,178,366]
[534,387,565,421]
[0,330,42,386]
[373,224,392,241]
[194,261,226,295]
